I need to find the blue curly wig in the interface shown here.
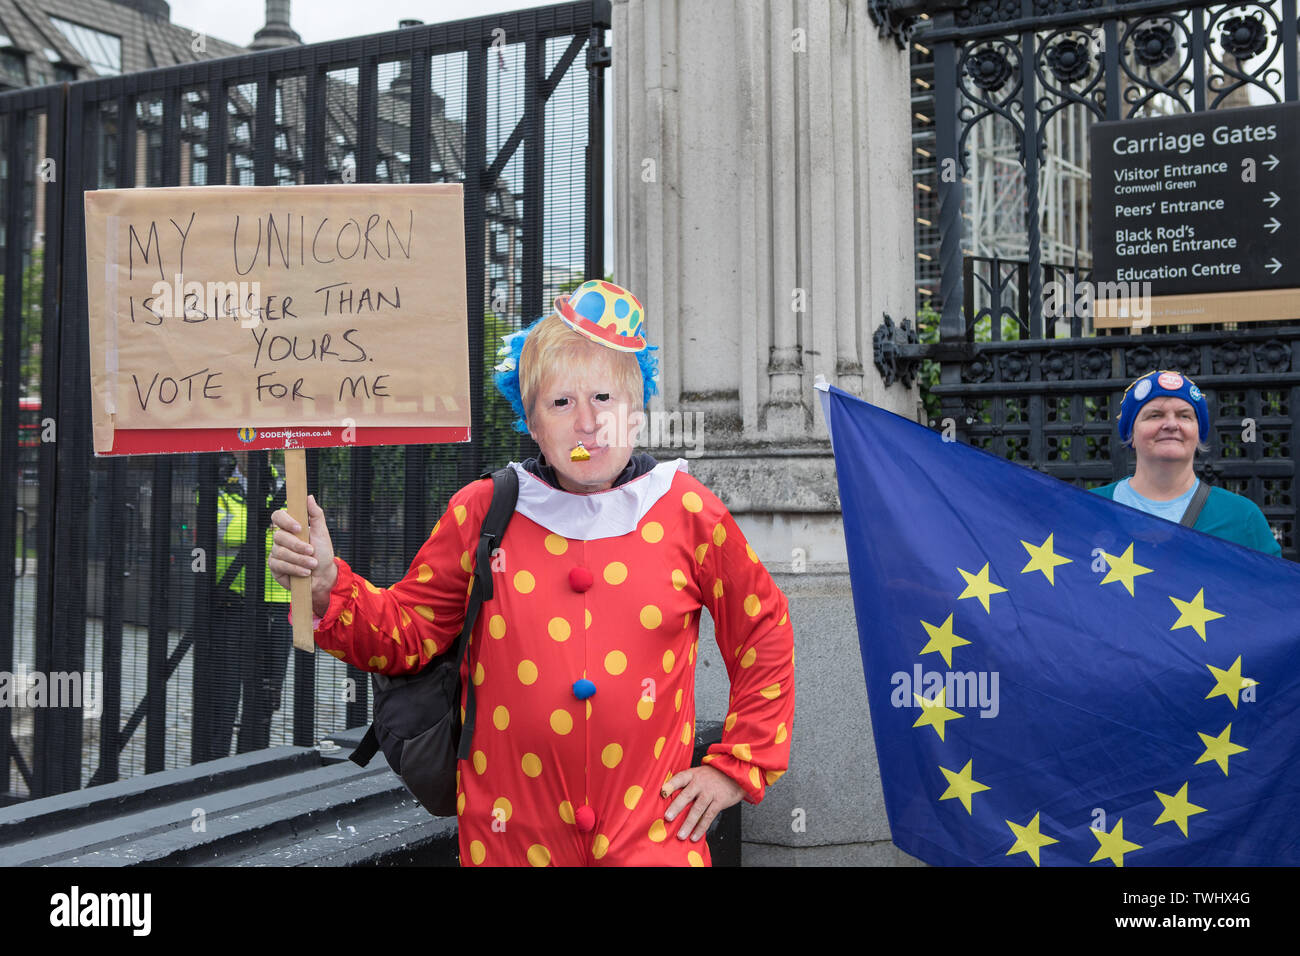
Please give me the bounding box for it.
[493,314,661,434]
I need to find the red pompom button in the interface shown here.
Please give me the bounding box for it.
[569,566,594,592]
[574,805,596,832]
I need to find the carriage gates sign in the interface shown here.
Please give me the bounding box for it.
[1090,101,1300,328]
[85,183,471,454]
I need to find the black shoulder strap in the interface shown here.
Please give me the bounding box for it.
[456,467,519,760]
[1180,479,1211,528]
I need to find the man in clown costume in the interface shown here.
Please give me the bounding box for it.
[269,281,795,866]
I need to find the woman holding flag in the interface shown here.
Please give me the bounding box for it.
[1090,369,1280,556]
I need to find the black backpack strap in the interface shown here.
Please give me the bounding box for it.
[1180,479,1211,528]
[456,467,520,760]
[350,724,381,767]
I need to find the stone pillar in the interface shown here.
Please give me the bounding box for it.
[615,0,921,864]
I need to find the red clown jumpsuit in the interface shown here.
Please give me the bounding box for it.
[312,459,794,866]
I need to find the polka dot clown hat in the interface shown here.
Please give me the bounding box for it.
[554,280,647,353]
[1118,369,1209,444]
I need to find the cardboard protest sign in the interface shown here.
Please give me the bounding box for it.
[85,183,470,454]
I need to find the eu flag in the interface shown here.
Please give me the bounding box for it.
[818,383,1300,866]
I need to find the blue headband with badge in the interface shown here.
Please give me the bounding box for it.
[1117,369,1209,444]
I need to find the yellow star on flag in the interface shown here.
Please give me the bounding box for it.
[912,688,964,742]
[919,613,972,667]
[938,759,990,814]
[1169,589,1225,641]
[957,563,1008,613]
[1089,818,1142,867]
[1205,656,1257,710]
[1153,782,1206,838]
[1019,533,1073,584]
[1098,543,1153,596]
[1005,811,1058,866]
[1195,723,1248,776]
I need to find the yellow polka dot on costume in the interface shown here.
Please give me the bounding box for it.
[624,785,643,810]
[544,533,568,555]
[640,605,662,630]
[415,605,435,622]
[701,753,715,763]
[527,844,551,867]
[688,850,704,867]
[649,819,668,842]
[469,840,485,864]
[775,722,788,744]
[340,609,354,626]
[493,796,513,821]
[585,609,592,629]
[493,705,509,730]
[601,743,624,769]
[391,625,401,643]
[724,712,738,731]
[690,640,697,663]
[637,696,654,720]
[733,742,752,761]
[603,561,628,585]
[592,834,610,859]
[517,659,538,685]
[746,543,758,563]
[368,655,387,669]
[760,682,781,699]
[662,649,675,673]
[586,699,592,720]
[654,737,666,759]
[550,709,574,735]
[559,801,575,824]
[765,769,786,785]
[457,792,466,815]
[522,753,542,777]
[674,688,683,712]
[430,520,441,538]
[489,614,506,639]
[472,750,487,774]
[749,767,761,788]
[684,612,692,629]
[548,617,571,642]
[459,551,472,573]
[421,638,437,657]
[641,521,664,543]
[682,492,703,513]
[681,721,693,745]
[713,523,727,546]
[694,543,708,564]
[351,585,359,599]
[712,580,724,600]
[740,647,757,668]
[452,504,467,525]
[416,563,433,583]
[744,594,762,617]
[779,611,788,626]
[365,580,381,593]
[604,650,627,675]
[326,648,346,660]
[671,569,688,590]
[472,662,485,685]
[513,570,535,594]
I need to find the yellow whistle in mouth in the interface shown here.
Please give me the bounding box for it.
[570,443,591,462]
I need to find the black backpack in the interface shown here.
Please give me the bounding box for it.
[348,467,519,816]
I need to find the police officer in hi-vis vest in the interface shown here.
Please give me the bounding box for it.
[193,451,292,760]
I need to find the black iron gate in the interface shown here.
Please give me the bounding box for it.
[887,0,1297,562]
[0,0,611,802]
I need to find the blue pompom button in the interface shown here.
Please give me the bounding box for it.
[572,679,597,700]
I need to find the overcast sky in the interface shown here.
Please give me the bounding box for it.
[168,0,555,48]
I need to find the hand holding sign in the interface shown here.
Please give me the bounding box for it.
[270,494,338,618]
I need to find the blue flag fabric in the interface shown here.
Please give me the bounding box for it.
[819,383,1300,866]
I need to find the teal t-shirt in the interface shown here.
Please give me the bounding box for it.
[1090,479,1282,557]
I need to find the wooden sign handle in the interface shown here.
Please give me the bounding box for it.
[284,449,315,653]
